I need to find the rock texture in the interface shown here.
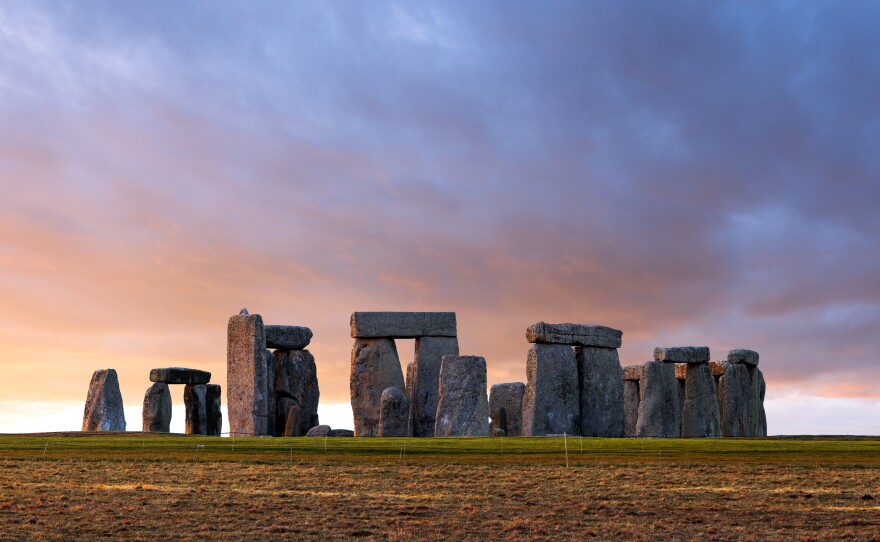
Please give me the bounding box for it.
[350,312,457,338]
[522,344,580,436]
[149,368,211,385]
[405,361,414,401]
[265,325,313,350]
[653,346,710,364]
[206,384,222,437]
[274,349,320,436]
[576,347,624,437]
[718,363,750,437]
[329,429,354,437]
[378,387,411,437]
[680,363,721,438]
[434,356,490,437]
[635,361,680,438]
[622,365,643,381]
[227,311,268,436]
[729,349,759,367]
[305,425,332,437]
[184,384,207,435]
[748,367,768,436]
[282,403,301,436]
[489,382,525,437]
[410,336,459,437]
[623,380,640,437]
[265,348,277,436]
[350,338,405,436]
[142,382,171,433]
[82,369,126,432]
[526,322,622,348]
[709,360,726,376]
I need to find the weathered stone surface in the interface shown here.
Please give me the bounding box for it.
[305,425,332,437]
[82,369,126,432]
[653,346,710,364]
[227,312,268,436]
[378,387,411,437]
[729,349,759,367]
[435,356,490,437]
[149,367,211,385]
[678,379,686,434]
[350,312,457,338]
[623,380,640,437]
[748,367,767,436]
[492,428,507,437]
[718,363,750,437]
[674,363,687,380]
[489,382,525,437]
[350,338,405,437]
[622,365,643,381]
[526,322,622,348]
[709,360,726,376]
[142,382,171,433]
[265,325,313,350]
[282,403,301,437]
[206,384,222,437]
[274,349,320,436]
[681,363,721,438]
[411,336,459,437]
[576,347,624,437]
[184,384,207,435]
[522,344,580,436]
[405,361,414,401]
[265,349,277,436]
[636,361,680,438]
[329,429,354,437]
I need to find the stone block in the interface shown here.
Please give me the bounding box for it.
[489,382,525,437]
[350,312,457,338]
[522,344,580,436]
[184,384,207,435]
[635,361,680,438]
[623,380,639,437]
[149,368,211,385]
[718,363,750,437]
[274,349,320,436]
[227,311,268,436]
[265,349,277,436]
[674,363,687,380]
[411,336,459,437]
[653,346,710,364]
[709,360,727,376]
[142,382,171,433]
[206,384,222,437]
[282,403,301,437]
[378,387,411,437]
[526,322,622,348]
[265,325,312,350]
[622,365,643,381]
[350,338,405,436]
[82,369,126,432]
[728,349,759,367]
[680,363,721,438]
[576,346,624,437]
[748,367,767,436]
[329,429,354,437]
[305,425,331,437]
[434,356,490,437]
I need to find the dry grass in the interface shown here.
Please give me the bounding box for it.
[0,434,878,541]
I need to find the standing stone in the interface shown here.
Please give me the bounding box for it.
[718,363,750,437]
[748,367,768,436]
[275,349,320,436]
[728,349,759,367]
[681,363,721,438]
[410,336,459,437]
[82,369,126,432]
[522,344,580,436]
[142,382,171,433]
[350,338,405,437]
[227,310,268,436]
[434,356,490,437]
[206,384,222,437]
[654,346,710,364]
[265,349,277,436]
[489,382,525,437]
[282,403,301,437]
[623,380,640,437]
[265,325,312,350]
[350,312,457,338]
[184,384,207,435]
[677,379,686,435]
[405,361,415,401]
[378,387,411,437]
[636,361,680,438]
[526,322,623,348]
[575,347,624,437]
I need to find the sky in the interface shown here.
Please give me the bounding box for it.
[0,1,878,435]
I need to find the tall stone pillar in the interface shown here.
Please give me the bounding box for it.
[718,362,750,437]
[142,382,171,433]
[206,384,222,437]
[522,344,580,436]
[635,361,680,438]
[680,363,721,438]
[576,346,624,437]
[82,369,126,432]
[184,384,207,435]
[227,309,268,436]
[434,356,490,437]
[411,336,459,437]
[350,338,405,436]
[622,365,642,437]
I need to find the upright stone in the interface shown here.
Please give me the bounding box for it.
[206,384,222,437]
[576,347,624,437]
[489,382,525,437]
[680,363,721,438]
[526,322,622,348]
[274,349,320,436]
[747,367,767,436]
[265,348,277,436]
[350,338,405,436]
[184,384,207,435]
[405,361,415,401]
[635,361,680,438]
[282,403,301,437]
[82,369,126,432]
[378,387,411,437]
[718,363,750,437]
[522,344,580,436]
[411,336,459,437]
[434,356,490,437]
[142,382,171,433]
[654,346,710,364]
[350,312,457,338]
[623,380,640,437]
[227,310,268,436]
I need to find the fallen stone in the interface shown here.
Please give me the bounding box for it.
[274,349,320,436]
[227,311,268,436]
[623,380,640,437]
[729,349,759,367]
[434,356,490,437]
[305,425,332,437]
[82,369,126,432]
[265,325,313,350]
[411,336,459,437]
[718,363,750,437]
[350,338,405,437]
[526,322,622,348]
[748,367,767,436]
[681,363,721,438]
[576,347,624,437]
[635,361,680,438]
[622,365,643,381]
[329,429,354,437]
[378,387,411,437]
[350,312,457,338]
[492,428,507,437]
[149,367,211,385]
[489,382,525,437]
[653,346,710,364]
[142,382,171,433]
[184,384,207,435]
[282,403,301,437]
[522,344,580,436]
[206,384,222,437]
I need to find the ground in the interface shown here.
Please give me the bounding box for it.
[0,434,878,541]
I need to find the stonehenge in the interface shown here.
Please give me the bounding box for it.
[82,369,126,432]
[434,356,490,437]
[141,367,220,435]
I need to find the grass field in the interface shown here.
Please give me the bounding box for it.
[0,433,878,540]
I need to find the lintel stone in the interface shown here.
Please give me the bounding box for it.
[728,349,759,366]
[350,312,457,338]
[150,368,211,385]
[526,322,622,348]
[653,346,710,364]
[265,325,312,350]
